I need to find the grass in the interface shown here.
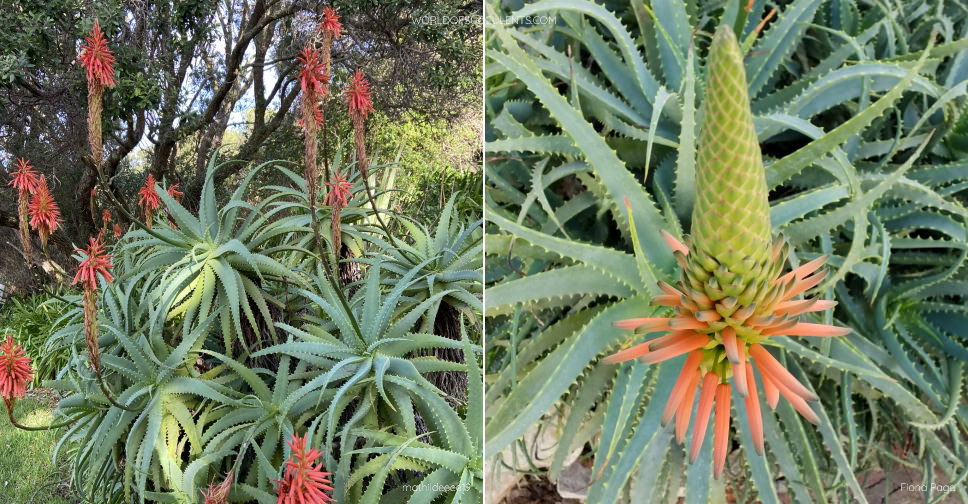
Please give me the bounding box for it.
[0,393,71,503]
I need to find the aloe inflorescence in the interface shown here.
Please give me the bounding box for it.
[605,25,851,478]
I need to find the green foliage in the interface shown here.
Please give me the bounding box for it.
[0,396,71,504]
[0,288,74,382]
[38,150,483,503]
[485,0,968,502]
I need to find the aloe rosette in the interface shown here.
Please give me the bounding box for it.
[605,25,850,479]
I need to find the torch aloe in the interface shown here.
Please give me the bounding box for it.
[604,25,849,480]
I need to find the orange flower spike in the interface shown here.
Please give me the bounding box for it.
[0,335,34,400]
[675,370,701,443]
[319,6,342,39]
[748,344,817,401]
[713,383,731,479]
[201,471,234,504]
[72,234,113,290]
[743,365,764,455]
[79,20,116,89]
[661,350,704,425]
[9,158,39,194]
[28,176,61,245]
[322,171,353,207]
[345,70,374,123]
[167,183,183,203]
[113,223,122,238]
[689,373,720,463]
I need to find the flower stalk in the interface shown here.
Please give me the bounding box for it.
[8,158,39,262]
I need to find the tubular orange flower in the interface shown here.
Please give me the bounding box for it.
[139,174,161,227]
[72,234,113,291]
[113,223,122,238]
[201,471,233,504]
[8,157,39,260]
[274,433,335,504]
[0,335,33,401]
[79,20,116,89]
[102,209,112,224]
[28,176,61,247]
[606,25,851,480]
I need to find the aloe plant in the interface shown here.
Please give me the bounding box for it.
[485,0,968,501]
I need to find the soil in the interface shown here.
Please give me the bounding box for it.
[499,475,582,504]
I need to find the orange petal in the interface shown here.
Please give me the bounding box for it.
[639,333,709,366]
[676,370,701,443]
[760,366,779,409]
[713,384,731,480]
[776,255,827,285]
[603,343,650,364]
[779,323,851,337]
[662,351,703,426]
[744,364,764,455]
[667,317,708,331]
[732,358,748,397]
[780,269,828,301]
[658,281,683,297]
[764,368,821,424]
[689,373,719,463]
[773,299,837,316]
[613,318,669,331]
[651,294,682,307]
[722,327,740,364]
[661,230,689,255]
[694,310,722,322]
[749,344,818,401]
[647,331,695,349]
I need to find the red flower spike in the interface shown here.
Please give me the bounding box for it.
[8,158,39,194]
[113,223,122,238]
[139,174,161,226]
[297,46,329,128]
[72,234,113,291]
[275,433,335,504]
[0,335,33,401]
[323,171,353,208]
[319,7,342,39]
[166,183,183,203]
[28,176,61,245]
[201,471,233,504]
[345,70,374,123]
[102,209,112,223]
[79,20,116,89]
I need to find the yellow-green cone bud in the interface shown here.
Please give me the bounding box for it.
[692,25,771,270]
